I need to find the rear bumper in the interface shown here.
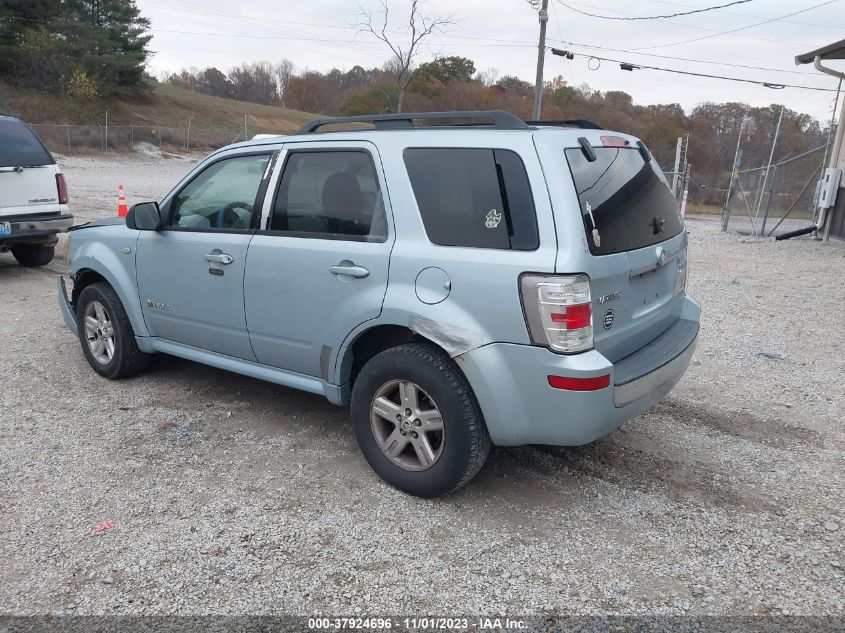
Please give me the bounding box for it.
[0,213,74,244]
[57,276,77,332]
[456,296,700,446]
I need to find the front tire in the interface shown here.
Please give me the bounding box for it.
[351,343,490,498]
[11,243,55,267]
[76,282,152,379]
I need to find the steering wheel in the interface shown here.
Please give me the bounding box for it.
[216,201,253,229]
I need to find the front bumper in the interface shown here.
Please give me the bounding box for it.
[0,213,74,244]
[456,296,700,447]
[57,276,77,332]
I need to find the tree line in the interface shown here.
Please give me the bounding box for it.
[0,0,827,206]
[163,57,828,205]
[0,0,150,98]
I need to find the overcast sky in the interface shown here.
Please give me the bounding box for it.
[136,0,844,123]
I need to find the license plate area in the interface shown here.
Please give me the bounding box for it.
[629,266,677,317]
[0,221,11,236]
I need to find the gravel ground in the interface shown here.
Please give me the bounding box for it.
[0,155,843,618]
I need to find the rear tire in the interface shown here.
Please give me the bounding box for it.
[351,342,491,498]
[76,282,152,379]
[11,243,55,267]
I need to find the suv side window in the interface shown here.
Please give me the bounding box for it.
[169,153,271,231]
[269,150,387,242]
[403,148,538,250]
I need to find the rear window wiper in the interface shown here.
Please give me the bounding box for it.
[577,137,597,162]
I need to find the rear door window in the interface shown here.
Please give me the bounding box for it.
[269,150,387,241]
[403,148,538,250]
[0,118,53,167]
[565,146,683,255]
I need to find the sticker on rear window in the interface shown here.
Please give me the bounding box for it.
[484,209,502,229]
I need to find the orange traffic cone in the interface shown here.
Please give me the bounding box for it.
[117,184,128,217]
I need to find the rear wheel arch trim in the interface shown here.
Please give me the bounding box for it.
[335,323,421,388]
[333,321,480,399]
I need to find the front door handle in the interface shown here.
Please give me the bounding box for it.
[205,252,234,265]
[329,263,370,278]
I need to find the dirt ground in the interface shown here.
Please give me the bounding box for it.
[0,154,843,617]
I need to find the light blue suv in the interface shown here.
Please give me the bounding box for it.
[58,111,700,497]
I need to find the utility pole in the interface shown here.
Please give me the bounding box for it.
[722,117,747,232]
[532,0,549,120]
[754,105,785,233]
[671,137,683,198]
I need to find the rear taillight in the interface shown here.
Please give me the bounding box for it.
[56,173,69,204]
[520,274,593,353]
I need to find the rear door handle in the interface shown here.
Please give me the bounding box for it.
[329,263,370,278]
[205,252,234,264]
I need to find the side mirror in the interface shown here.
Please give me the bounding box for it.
[126,202,163,231]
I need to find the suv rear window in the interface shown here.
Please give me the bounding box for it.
[403,148,538,250]
[565,146,682,256]
[0,118,53,168]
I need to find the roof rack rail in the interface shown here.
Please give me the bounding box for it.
[525,119,603,130]
[297,110,528,134]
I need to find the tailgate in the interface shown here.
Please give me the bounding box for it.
[0,165,62,217]
[0,117,61,218]
[590,231,687,362]
[537,129,688,363]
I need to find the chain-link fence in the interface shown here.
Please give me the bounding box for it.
[721,144,827,237]
[30,123,252,154]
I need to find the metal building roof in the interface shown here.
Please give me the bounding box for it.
[795,38,845,65]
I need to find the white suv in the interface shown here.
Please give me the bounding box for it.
[0,114,73,266]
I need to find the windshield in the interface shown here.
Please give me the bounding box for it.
[565,146,683,256]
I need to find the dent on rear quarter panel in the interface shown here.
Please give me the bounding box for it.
[70,229,148,337]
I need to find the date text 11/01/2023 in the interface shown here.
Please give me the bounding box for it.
[307,617,528,630]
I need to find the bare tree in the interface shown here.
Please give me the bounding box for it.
[274,59,295,108]
[356,0,456,113]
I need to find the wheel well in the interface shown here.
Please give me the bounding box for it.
[71,269,108,307]
[347,325,423,385]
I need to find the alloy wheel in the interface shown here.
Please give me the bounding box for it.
[83,300,115,365]
[370,379,445,471]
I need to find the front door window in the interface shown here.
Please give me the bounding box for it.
[170,154,270,231]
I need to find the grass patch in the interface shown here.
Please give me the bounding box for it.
[0,81,316,133]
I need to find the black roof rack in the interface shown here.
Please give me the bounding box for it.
[525,119,603,130]
[297,110,528,134]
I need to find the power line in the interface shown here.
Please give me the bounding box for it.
[550,48,841,92]
[550,39,820,76]
[642,0,845,29]
[556,0,753,20]
[553,0,815,48]
[631,0,839,50]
